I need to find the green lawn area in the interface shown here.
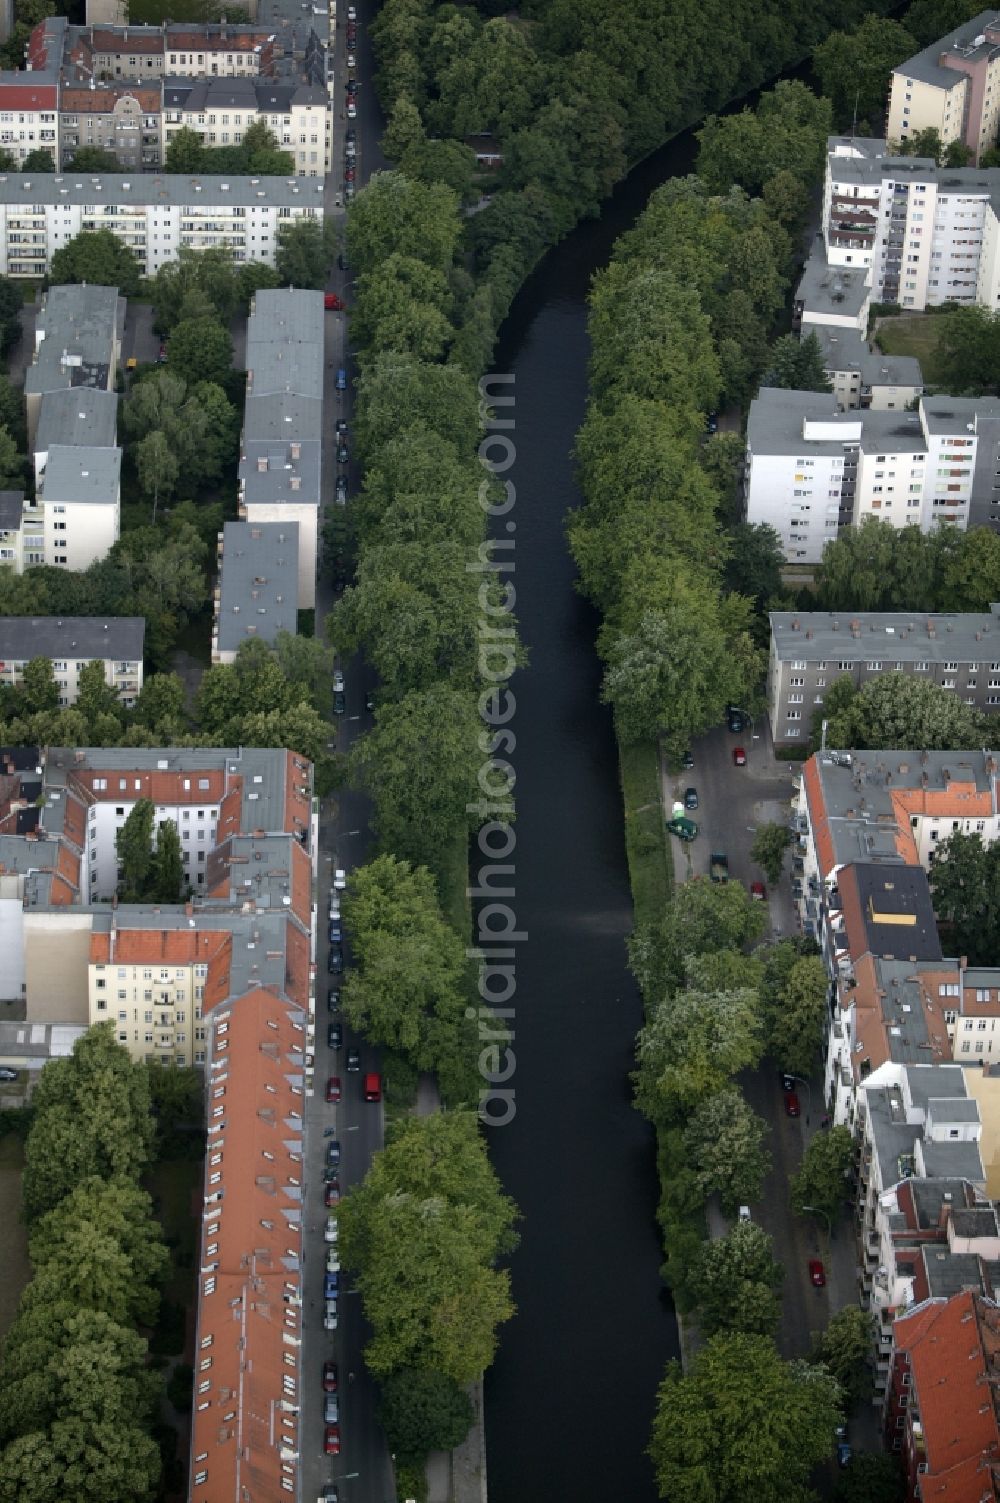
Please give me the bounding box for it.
[619,738,671,929]
[0,1136,31,1342]
[874,312,958,386]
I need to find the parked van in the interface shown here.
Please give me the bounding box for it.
[363,1071,382,1103]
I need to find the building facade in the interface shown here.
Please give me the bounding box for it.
[0,172,325,279]
[887,12,1000,162]
[768,607,1000,742]
[0,616,143,706]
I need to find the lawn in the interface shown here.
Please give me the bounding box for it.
[619,737,672,930]
[0,1135,31,1342]
[146,1157,201,1316]
[874,312,959,386]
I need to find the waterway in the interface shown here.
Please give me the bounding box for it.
[480,128,706,1503]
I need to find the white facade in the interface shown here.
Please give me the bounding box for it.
[0,175,324,278]
[0,650,142,708]
[852,442,928,528]
[86,792,219,899]
[162,96,331,177]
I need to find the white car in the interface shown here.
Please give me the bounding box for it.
[346,52,356,68]
[329,894,341,919]
[347,100,357,118]
[324,1216,339,1244]
[333,668,344,693]
[346,4,356,17]
[324,1300,338,1331]
[333,868,346,891]
[327,1245,340,1273]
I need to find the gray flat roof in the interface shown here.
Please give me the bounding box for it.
[242,391,322,444]
[0,491,23,530]
[0,172,325,209]
[246,341,323,401]
[796,240,871,320]
[771,605,1000,663]
[922,393,1000,432]
[39,445,120,505]
[215,520,299,653]
[239,439,320,506]
[249,288,325,343]
[893,11,1000,89]
[907,1063,974,1106]
[25,284,121,399]
[922,1248,988,1298]
[35,387,118,452]
[828,141,998,195]
[812,323,924,387]
[0,616,143,661]
[747,387,927,456]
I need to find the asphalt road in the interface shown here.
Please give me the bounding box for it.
[299,6,395,1502]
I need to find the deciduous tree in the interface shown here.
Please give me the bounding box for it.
[635,984,763,1123]
[751,821,791,886]
[683,1087,771,1212]
[690,1221,784,1335]
[812,1306,875,1407]
[49,231,140,297]
[790,1126,855,1228]
[378,1367,474,1459]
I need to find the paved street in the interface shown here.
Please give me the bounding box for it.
[671,721,882,1459]
[298,4,395,1501]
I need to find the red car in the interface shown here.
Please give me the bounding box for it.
[324,1179,341,1207]
[809,1259,826,1288]
[323,1359,338,1393]
[324,1424,341,1455]
[732,746,747,766]
[325,1075,341,1103]
[363,1071,381,1103]
[324,292,344,311]
[784,1090,801,1118]
[750,880,767,901]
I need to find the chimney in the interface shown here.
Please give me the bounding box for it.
[185,899,193,917]
[960,955,968,970]
[792,618,800,631]
[851,618,861,637]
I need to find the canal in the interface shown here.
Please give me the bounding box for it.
[479,129,707,1503]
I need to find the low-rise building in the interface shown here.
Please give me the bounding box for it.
[768,607,1000,744]
[0,172,325,279]
[0,616,143,706]
[211,519,299,664]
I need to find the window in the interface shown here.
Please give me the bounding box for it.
[867,661,882,671]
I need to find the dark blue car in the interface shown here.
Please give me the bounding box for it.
[324,1271,340,1299]
[335,368,347,392]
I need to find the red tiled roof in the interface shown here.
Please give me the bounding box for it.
[188,988,307,1503]
[0,84,57,109]
[70,768,227,806]
[89,926,231,967]
[895,1292,1000,1501]
[803,755,836,879]
[92,28,163,51]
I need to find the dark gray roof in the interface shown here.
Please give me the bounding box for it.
[771,606,1000,663]
[892,11,1000,89]
[215,520,299,653]
[0,616,143,661]
[35,388,117,452]
[796,240,871,321]
[909,1177,977,1230]
[242,391,322,444]
[0,173,325,209]
[921,1248,989,1298]
[851,863,943,962]
[0,491,23,530]
[811,322,923,389]
[25,284,121,400]
[239,439,320,506]
[247,341,323,401]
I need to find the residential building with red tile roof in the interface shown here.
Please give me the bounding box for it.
[886,1291,1000,1501]
[188,984,309,1503]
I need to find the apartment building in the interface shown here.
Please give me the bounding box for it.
[0,76,59,168]
[188,981,308,1503]
[0,172,325,279]
[745,389,1000,566]
[887,12,1000,162]
[29,386,121,571]
[211,520,299,664]
[0,617,143,706]
[822,137,1000,311]
[24,282,123,450]
[238,288,323,607]
[18,15,330,175]
[885,1292,1000,1494]
[768,607,1000,743]
[0,744,316,1038]
[162,77,330,177]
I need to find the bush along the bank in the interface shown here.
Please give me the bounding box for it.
[0,1026,168,1503]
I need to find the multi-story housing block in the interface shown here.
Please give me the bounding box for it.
[211,520,299,665]
[769,608,1000,743]
[162,77,330,177]
[0,172,324,278]
[0,617,143,706]
[888,12,1000,163]
[0,75,59,167]
[237,288,323,607]
[24,282,123,449]
[885,1292,1000,1492]
[745,390,1000,566]
[32,386,120,570]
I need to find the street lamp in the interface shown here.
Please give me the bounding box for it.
[801,1202,834,1239]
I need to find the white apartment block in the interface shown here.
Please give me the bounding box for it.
[0,171,324,278]
[0,616,143,706]
[162,79,331,178]
[745,388,1000,562]
[887,13,1000,163]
